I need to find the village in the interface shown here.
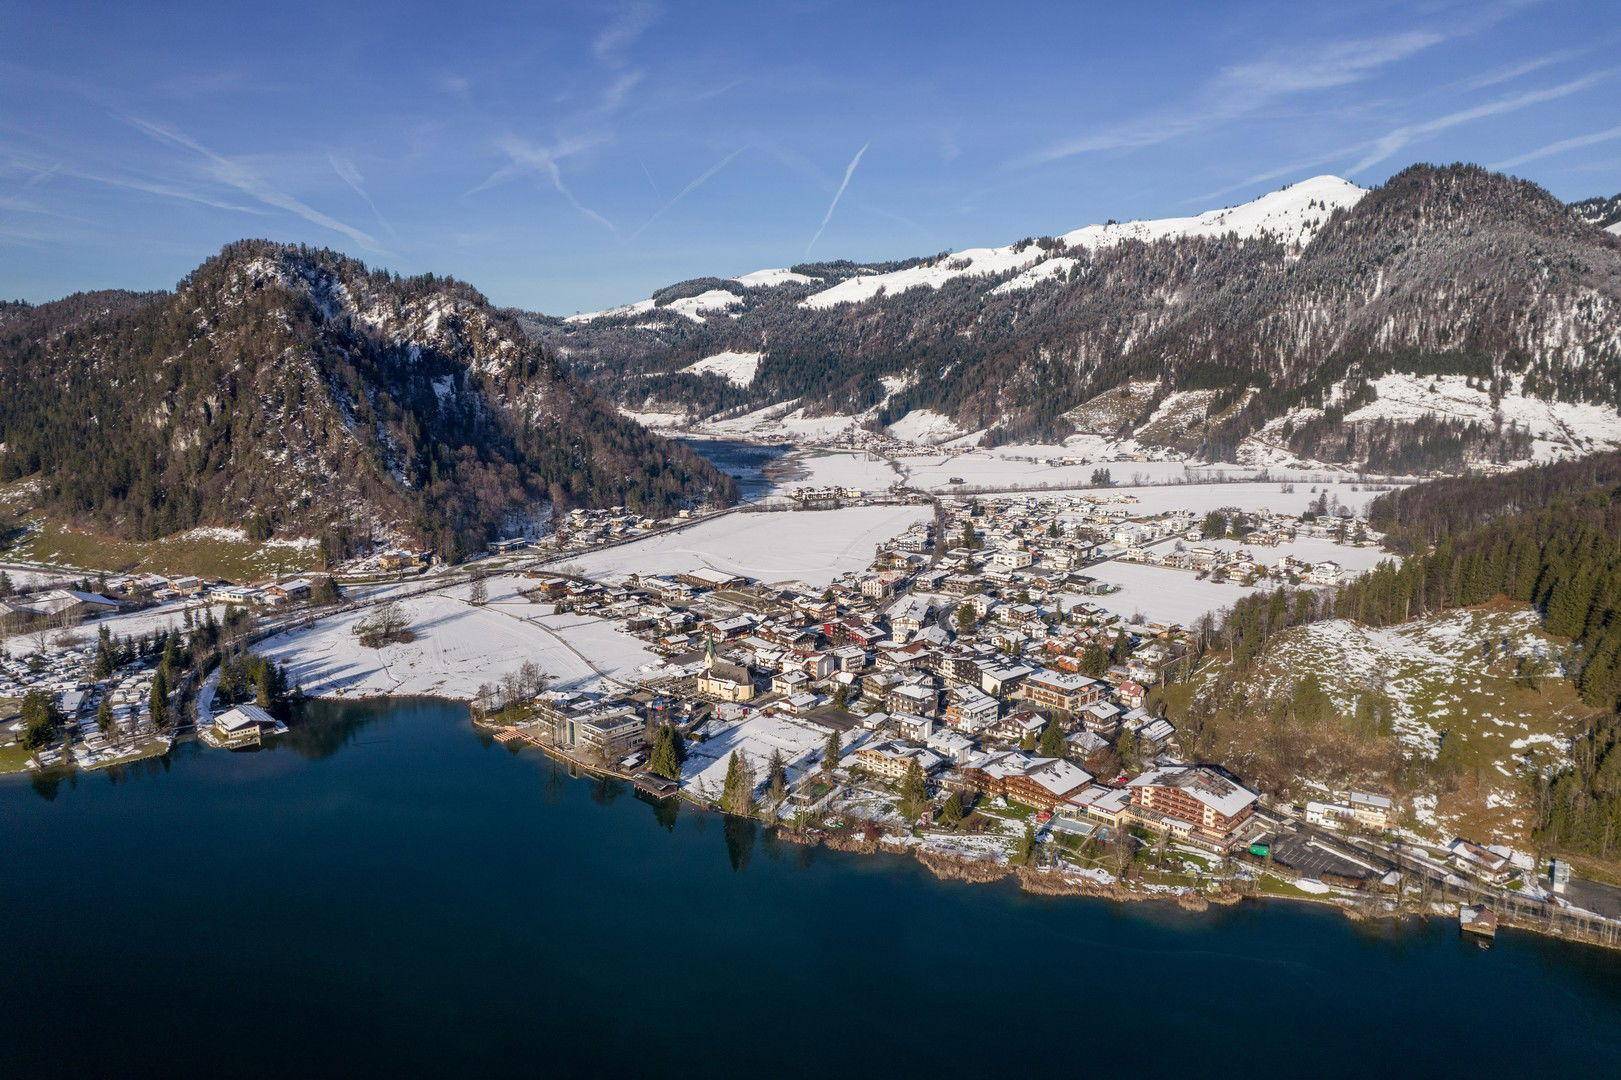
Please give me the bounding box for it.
[460,489,1617,943]
[4,480,1619,947]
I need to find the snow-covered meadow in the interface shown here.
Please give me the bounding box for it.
[258,577,658,699]
[3,598,229,658]
[1064,562,1260,626]
[562,505,930,588]
[1037,480,1391,517]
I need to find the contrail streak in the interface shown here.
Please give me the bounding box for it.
[805,141,868,256]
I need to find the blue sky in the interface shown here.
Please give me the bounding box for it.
[2,0,1617,313]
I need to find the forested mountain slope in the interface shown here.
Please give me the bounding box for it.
[540,164,1621,472]
[1167,452,1621,858]
[0,241,735,560]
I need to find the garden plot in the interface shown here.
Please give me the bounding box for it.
[563,506,929,588]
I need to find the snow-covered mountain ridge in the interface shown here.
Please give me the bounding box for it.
[534,163,1621,473]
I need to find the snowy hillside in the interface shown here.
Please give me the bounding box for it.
[683,350,763,387]
[801,175,1365,309]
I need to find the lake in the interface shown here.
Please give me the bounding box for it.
[678,436,796,498]
[4,698,1621,1079]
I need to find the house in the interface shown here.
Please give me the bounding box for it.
[1017,669,1103,716]
[988,547,1033,570]
[784,691,824,715]
[891,711,935,742]
[1003,758,1094,813]
[830,645,868,672]
[559,706,648,763]
[926,729,976,764]
[1065,783,1132,823]
[1080,701,1122,735]
[210,703,288,749]
[773,670,810,697]
[1306,792,1393,831]
[944,685,999,730]
[1126,766,1258,842]
[377,550,423,572]
[1447,838,1512,883]
[264,578,312,603]
[678,567,747,591]
[886,682,938,717]
[887,594,935,639]
[979,661,1033,699]
[853,742,946,781]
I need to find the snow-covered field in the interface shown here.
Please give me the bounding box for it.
[0,566,80,591]
[1342,374,1621,462]
[1036,480,1391,517]
[562,506,930,588]
[681,712,848,799]
[3,598,228,658]
[901,450,1200,491]
[699,399,867,442]
[258,578,658,699]
[778,451,899,493]
[1064,561,1260,626]
[683,350,762,387]
[896,446,1370,493]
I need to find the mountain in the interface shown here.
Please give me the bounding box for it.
[1573,192,1621,234]
[538,164,1621,472]
[0,241,736,561]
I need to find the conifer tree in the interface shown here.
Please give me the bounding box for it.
[1039,716,1066,755]
[721,750,755,816]
[898,758,928,822]
[822,729,841,778]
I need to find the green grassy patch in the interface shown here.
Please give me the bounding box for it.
[0,743,34,773]
[2,518,320,581]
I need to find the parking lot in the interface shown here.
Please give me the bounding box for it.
[1266,831,1379,884]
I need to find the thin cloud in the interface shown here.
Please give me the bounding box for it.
[1452,47,1583,92]
[1491,122,1621,169]
[68,165,270,215]
[806,141,869,256]
[1192,70,1614,203]
[475,134,618,235]
[123,115,380,249]
[594,2,659,66]
[1348,70,1613,173]
[1013,29,1449,169]
[638,155,662,199]
[630,146,745,240]
[329,152,399,242]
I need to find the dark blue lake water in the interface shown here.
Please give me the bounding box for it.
[678,436,794,498]
[4,698,1620,1079]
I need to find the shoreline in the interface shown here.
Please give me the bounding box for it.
[462,706,1621,955]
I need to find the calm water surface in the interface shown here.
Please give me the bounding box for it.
[4,698,1621,1079]
[678,436,793,498]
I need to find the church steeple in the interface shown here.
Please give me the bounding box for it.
[704,633,717,669]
